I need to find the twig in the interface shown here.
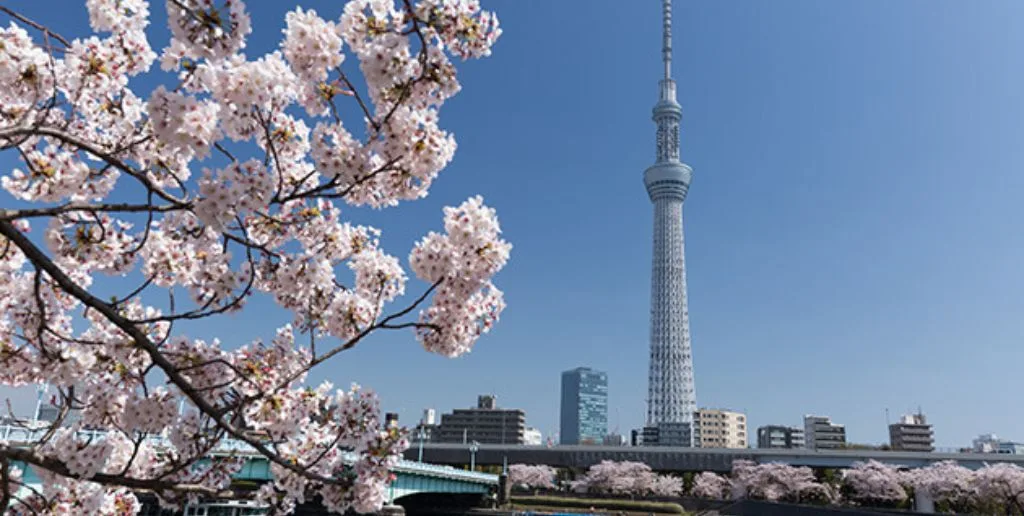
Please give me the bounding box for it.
[0,5,70,47]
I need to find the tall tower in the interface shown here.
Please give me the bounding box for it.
[644,0,697,434]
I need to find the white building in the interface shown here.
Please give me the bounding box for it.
[804,415,846,450]
[973,434,1024,454]
[523,427,542,446]
[974,433,1000,453]
[422,408,436,426]
[693,409,747,449]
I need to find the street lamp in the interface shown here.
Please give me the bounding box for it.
[417,427,427,462]
[469,440,480,471]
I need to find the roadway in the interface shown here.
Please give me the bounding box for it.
[405,443,1024,472]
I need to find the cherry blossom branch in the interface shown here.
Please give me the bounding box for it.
[308,279,441,366]
[0,5,70,47]
[237,279,442,410]
[0,220,341,487]
[0,125,188,206]
[0,202,183,221]
[337,68,378,132]
[275,156,401,203]
[0,444,232,497]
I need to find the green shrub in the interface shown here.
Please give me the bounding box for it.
[510,495,686,514]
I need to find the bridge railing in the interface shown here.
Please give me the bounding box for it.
[2,422,498,484]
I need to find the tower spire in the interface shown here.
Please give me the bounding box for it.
[658,0,678,104]
[662,0,672,80]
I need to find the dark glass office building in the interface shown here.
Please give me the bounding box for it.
[560,367,608,445]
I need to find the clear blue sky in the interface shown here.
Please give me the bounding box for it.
[4,0,1024,449]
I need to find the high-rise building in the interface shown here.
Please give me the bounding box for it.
[560,367,608,445]
[693,409,747,449]
[644,0,697,443]
[435,395,526,445]
[888,412,934,452]
[804,415,846,450]
[757,425,805,449]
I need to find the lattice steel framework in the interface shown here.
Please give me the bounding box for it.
[643,0,697,431]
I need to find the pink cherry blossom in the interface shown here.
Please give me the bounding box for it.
[692,471,731,500]
[729,460,837,504]
[570,460,680,498]
[0,0,504,513]
[282,8,344,82]
[843,460,908,505]
[509,464,556,490]
[974,463,1024,513]
[166,0,251,62]
[905,460,975,507]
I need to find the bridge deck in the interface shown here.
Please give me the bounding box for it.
[1,424,497,498]
[408,443,1024,472]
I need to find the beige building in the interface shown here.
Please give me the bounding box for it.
[693,408,748,449]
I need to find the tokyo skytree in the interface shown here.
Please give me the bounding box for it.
[644,0,697,433]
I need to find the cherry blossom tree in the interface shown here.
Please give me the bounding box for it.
[0,0,507,513]
[690,471,730,500]
[507,464,555,491]
[973,463,1024,514]
[728,461,837,505]
[842,460,908,507]
[650,474,684,497]
[570,461,680,498]
[905,460,975,512]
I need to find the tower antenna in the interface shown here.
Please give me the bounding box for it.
[662,0,672,80]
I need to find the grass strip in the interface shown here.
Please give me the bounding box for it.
[510,495,686,514]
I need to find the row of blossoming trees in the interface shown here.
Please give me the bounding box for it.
[511,460,1024,514]
[0,0,509,514]
[510,462,683,497]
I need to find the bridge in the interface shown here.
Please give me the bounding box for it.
[407,443,1024,473]
[2,424,498,511]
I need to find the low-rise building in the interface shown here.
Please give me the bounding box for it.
[435,395,526,445]
[523,427,542,446]
[804,415,846,450]
[693,409,747,449]
[757,425,805,449]
[603,433,627,446]
[973,433,1001,453]
[422,408,437,426]
[888,412,934,452]
[970,434,1024,454]
[998,442,1024,455]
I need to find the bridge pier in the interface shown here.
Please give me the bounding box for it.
[498,474,510,506]
[378,504,405,515]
